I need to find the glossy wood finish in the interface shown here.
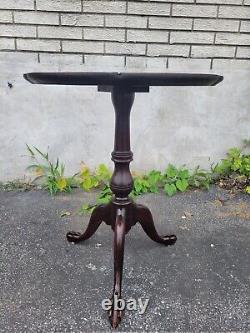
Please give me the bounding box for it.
[24,71,223,87]
[66,86,177,328]
[23,71,223,329]
[109,208,126,328]
[66,203,111,243]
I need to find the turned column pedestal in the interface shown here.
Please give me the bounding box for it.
[23,71,223,329]
[66,86,177,328]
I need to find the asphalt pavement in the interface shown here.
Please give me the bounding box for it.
[0,187,249,332]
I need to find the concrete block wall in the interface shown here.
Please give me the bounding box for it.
[0,1,249,180]
[0,1,249,68]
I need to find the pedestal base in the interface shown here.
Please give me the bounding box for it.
[66,199,177,328]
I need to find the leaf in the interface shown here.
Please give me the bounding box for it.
[147,171,162,190]
[245,186,250,194]
[178,169,190,179]
[34,166,45,176]
[141,179,150,191]
[79,204,95,215]
[134,178,143,193]
[99,185,112,197]
[164,183,177,196]
[149,184,158,193]
[97,195,111,204]
[232,158,242,171]
[91,176,99,188]
[214,159,231,174]
[55,158,59,170]
[81,177,92,191]
[26,144,35,156]
[56,177,67,191]
[96,164,111,181]
[176,179,189,192]
[165,164,178,178]
[34,147,48,160]
[227,148,241,159]
[80,162,90,178]
[26,164,42,170]
[60,163,65,176]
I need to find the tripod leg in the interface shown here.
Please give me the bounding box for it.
[66,203,111,243]
[109,208,126,329]
[136,204,177,246]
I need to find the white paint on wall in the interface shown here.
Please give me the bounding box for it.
[0,56,249,181]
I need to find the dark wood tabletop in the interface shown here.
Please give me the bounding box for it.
[24,72,223,87]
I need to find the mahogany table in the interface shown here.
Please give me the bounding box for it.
[24,72,223,328]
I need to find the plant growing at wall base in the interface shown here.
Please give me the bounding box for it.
[25,143,249,215]
[77,162,111,191]
[162,164,189,196]
[212,148,250,178]
[211,147,250,193]
[26,145,75,195]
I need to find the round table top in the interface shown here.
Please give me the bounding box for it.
[23,72,223,87]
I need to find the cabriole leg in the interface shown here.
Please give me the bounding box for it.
[109,208,126,329]
[66,203,111,243]
[136,204,177,246]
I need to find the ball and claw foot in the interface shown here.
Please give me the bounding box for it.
[66,231,83,243]
[162,234,177,246]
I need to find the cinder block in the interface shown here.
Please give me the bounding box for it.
[128,2,171,16]
[152,0,193,2]
[37,0,81,12]
[161,0,194,2]
[146,57,168,68]
[191,45,235,58]
[236,47,250,58]
[127,30,169,43]
[84,55,125,67]
[219,6,250,19]
[39,53,83,65]
[61,14,104,27]
[0,51,38,63]
[0,24,36,37]
[105,15,147,29]
[126,56,167,69]
[170,31,214,44]
[149,17,192,30]
[38,26,82,39]
[14,11,59,25]
[62,40,104,53]
[173,4,217,17]
[105,42,146,55]
[241,20,250,33]
[197,0,242,4]
[147,44,190,57]
[0,0,34,10]
[84,28,125,42]
[213,59,250,69]
[216,33,250,46]
[168,57,211,70]
[0,38,15,50]
[0,11,12,23]
[17,39,61,52]
[83,1,126,14]
[194,19,239,32]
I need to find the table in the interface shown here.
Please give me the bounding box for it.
[24,72,223,328]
